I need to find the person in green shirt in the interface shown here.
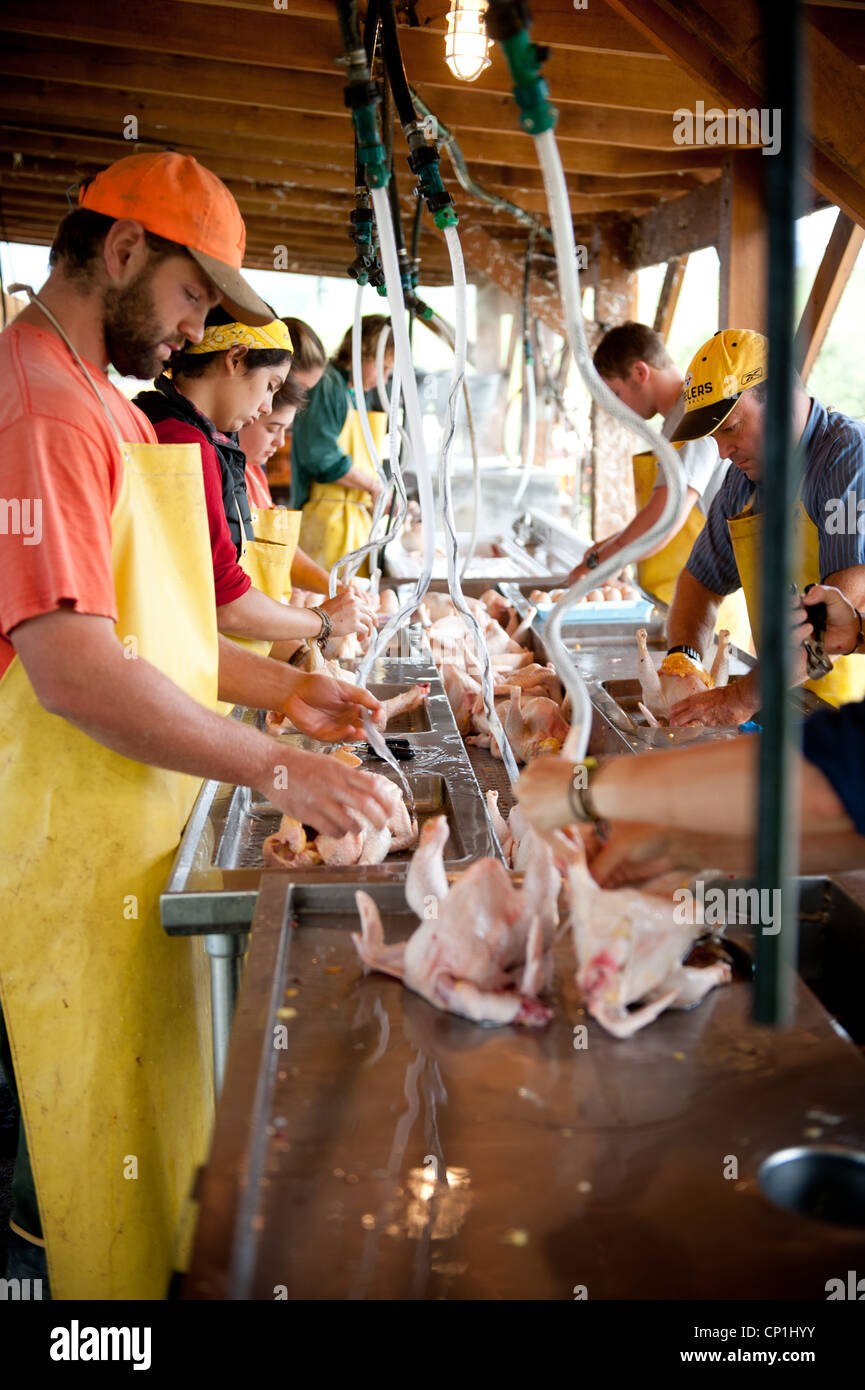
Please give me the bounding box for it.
[292,315,393,573]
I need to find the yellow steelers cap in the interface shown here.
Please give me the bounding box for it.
[670,329,768,443]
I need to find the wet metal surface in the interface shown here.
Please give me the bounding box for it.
[184,875,865,1301]
[161,659,500,936]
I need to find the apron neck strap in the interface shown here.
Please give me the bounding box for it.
[9,284,127,450]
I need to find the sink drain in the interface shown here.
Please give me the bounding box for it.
[758,1145,865,1228]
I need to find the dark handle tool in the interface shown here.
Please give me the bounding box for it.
[364,737,415,762]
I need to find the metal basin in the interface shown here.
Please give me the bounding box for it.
[369,682,432,734]
[758,1146,865,1227]
[218,770,464,871]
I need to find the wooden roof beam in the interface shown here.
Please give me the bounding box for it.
[0,38,727,150]
[0,88,727,172]
[0,0,712,114]
[604,0,865,226]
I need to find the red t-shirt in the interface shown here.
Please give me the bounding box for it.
[0,321,154,680]
[148,418,251,608]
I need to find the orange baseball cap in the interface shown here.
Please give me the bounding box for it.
[78,151,273,326]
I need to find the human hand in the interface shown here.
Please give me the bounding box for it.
[668,682,756,728]
[282,674,382,743]
[322,588,376,640]
[796,584,860,656]
[256,744,392,836]
[514,756,578,832]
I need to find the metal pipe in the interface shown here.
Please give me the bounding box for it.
[754,0,805,1026]
[205,932,248,1097]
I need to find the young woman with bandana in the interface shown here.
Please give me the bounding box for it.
[136,307,376,653]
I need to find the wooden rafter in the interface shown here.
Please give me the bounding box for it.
[653,254,688,339]
[794,210,865,380]
[604,0,865,228]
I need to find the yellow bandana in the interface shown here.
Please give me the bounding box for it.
[185,319,293,355]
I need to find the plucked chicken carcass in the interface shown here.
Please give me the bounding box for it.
[636,628,730,725]
[560,833,732,1038]
[353,815,556,1026]
[470,685,569,763]
[263,748,418,867]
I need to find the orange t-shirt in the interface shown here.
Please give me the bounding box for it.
[0,320,156,680]
[244,460,273,510]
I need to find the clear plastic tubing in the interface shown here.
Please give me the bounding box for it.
[328,284,393,595]
[356,185,438,691]
[512,328,537,508]
[442,222,520,785]
[534,127,686,764]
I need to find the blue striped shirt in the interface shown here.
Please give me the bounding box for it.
[686,399,865,595]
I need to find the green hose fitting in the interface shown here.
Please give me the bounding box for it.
[499,30,557,135]
[351,104,389,188]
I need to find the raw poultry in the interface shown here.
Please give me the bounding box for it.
[636,628,731,725]
[353,815,557,1026]
[422,588,572,765]
[559,832,733,1038]
[263,747,418,868]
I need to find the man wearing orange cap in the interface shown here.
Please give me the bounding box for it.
[0,152,392,1299]
[659,329,865,726]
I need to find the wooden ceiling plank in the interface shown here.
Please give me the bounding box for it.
[0,82,725,167]
[0,36,726,148]
[0,4,717,115]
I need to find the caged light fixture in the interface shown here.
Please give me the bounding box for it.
[444,0,492,83]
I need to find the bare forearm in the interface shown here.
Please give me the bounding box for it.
[217,586,324,640]
[591,739,852,838]
[340,466,378,494]
[666,568,722,657]
[290,546,329,594]
[15,623,273,788]
[217,635,298,709]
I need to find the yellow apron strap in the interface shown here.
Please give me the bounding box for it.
[633,449,703,605]
[727,492,865,707]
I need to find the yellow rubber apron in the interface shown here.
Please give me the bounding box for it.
[298,407,387,575]
[633,450,752,652]
[0,312,219,1298]
[727,491,865,707]
[229,501,298,658]
[250,505,302,601]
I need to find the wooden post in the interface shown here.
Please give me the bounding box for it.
[591,240,638,541]
[719,150,768,333]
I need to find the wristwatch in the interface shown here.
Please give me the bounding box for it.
[568,757,601,823]
[666,644,702,664]
[585,549,600,571]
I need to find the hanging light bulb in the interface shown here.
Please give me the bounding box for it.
[445,0,492,83]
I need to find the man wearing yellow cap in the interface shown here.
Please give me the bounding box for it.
[0,151,392,1298]
[661,329,865,726]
